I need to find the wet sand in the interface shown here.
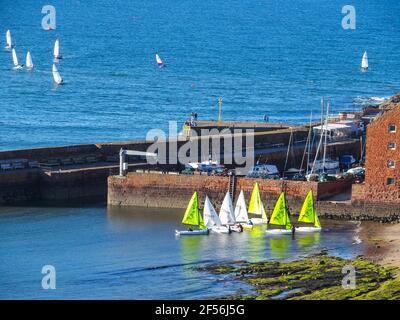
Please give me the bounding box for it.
[360,221,400,270]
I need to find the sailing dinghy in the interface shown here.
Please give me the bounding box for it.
[296,190,321,233]
[52,64,63,85]
[5,30,13,49]
[248,182,268,225]
[361,51,368,70]
[265,192,293,235]
[155,53,165,67]
[219,191,241,232]
[11,48,23,70]
[203,196,230,234]
[26,51,34,70]
[53,39,62,60]
[234,190,252,230]
[175,192,209,236]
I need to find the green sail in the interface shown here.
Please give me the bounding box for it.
[248,182,267,219]
[269,192,292,230]
[298,190,321,228]
[181,192,206,230]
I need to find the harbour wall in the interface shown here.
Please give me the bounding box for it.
[108,172,400,222]
[0,131,360,205]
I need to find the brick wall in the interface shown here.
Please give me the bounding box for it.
[357,104,400,203]
[108,172,400,222]
[107,172,346,209]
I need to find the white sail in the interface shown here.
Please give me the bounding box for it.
[234,190,249,223]
[155,53,163,65]
[361,51,368,69]
[203,196,222,228]
[6,30,12,48]
[54,39,60,58]
[219,192,236,225]
[52,64,63,84]
[26,51,33,69]
[11,48,19,66]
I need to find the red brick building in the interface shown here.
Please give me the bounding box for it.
[353,96,400,203]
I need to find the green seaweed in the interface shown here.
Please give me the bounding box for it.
[200,255,400,300]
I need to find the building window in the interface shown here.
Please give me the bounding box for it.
[388,142,396,150]
[388,160,396,168]
[387,178,396,185]
[388,124,397,133]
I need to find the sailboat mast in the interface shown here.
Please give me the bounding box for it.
[300,111,313,175]
[322,101,329,173]
[306,111,313,175]
[282,128,293,180]
[310,97,325,175]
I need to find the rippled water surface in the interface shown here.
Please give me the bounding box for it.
[0,205,362,299]
[0,0,399,150]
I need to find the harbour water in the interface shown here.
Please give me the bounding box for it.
[0,205,362,299]
[0,0,399,150]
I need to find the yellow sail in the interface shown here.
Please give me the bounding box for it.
[248,182,267,219]
[182,192,206,230]
[298,190,321,228]
[269,192,292,230]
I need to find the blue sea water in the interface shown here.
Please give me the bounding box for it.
[0,1,395,300]
[0,0,399,150]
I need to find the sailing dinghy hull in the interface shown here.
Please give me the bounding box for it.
[296,227,321,233]
[249,218,268,225]
[175,229,209,236]
[265,229,292,235]
[209,226,230,234]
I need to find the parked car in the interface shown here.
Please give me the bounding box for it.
[246,164,279,178]
[181,168,194,175]
[211,167,228,176]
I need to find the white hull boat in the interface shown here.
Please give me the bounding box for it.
[203,195,230,234]
[265,228,292,235]
[209,226,230,234]
[249,218,268,225]
[265,192,293,236]
[296,190,322,233]
[176,192,209,236]
[175,229,209,236]
[295,226,321,233]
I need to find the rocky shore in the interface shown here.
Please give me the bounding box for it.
[199,221,400,300]
[200,254,400,300]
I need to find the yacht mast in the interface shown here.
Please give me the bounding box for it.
[310,97,325,175]
[322,101,330,173]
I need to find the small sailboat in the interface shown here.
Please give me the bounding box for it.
[52,64,63,85]
[5,30,13,49]
[203,196,230,234]
[175,192,209,236]
[248,182,268,224]
[53,39,62,59]
[361,51,368,70]
[155,53,165,67]
[296,190,321,233]
[265,192,293,235]
[26,51,34,70]
[219,191,238,232]
[234,190,252,230]
[11,48,23,70]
